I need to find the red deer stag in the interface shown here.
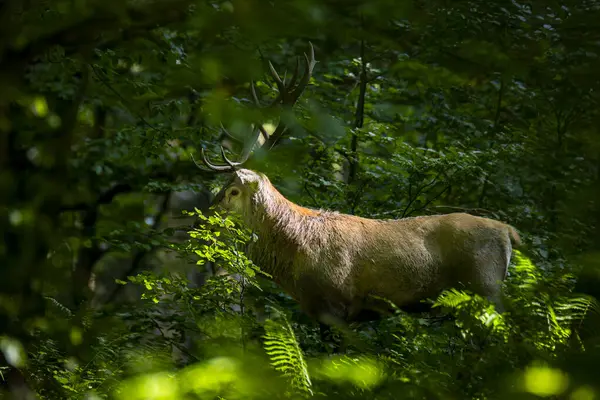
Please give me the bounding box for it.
[197,43,521,325]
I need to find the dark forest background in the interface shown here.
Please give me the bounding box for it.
[2,0,600,399]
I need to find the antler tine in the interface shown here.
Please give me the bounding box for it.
[219,122,243,144]
[286,56,301,90]
[216,123,263,167]
[250,81,261,106]
[265,61,289,111]
[258,125,270,141]
[199,147,235,172]
[202,124,263,171]
[251,79,282,109]
[268,60,285,94]
[190,151,209,170]
[290,42,316,101]
[239,125,263,160]
[195,123,255,172]
[219,146,239,168]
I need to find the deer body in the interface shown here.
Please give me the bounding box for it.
[196,43,520,323]
[211,170,520,323]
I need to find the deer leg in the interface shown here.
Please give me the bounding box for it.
[468,243,510,313]
[301,298,349,353]
[316,315,344,354]
[319,322,332,341]
[485,287,506,313]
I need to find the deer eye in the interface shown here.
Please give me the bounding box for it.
[230,188,240,196]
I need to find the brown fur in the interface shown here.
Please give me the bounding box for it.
[211,169,521,323]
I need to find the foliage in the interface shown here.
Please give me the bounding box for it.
[2,0,600,399]
[15,217,600,399]
[263,307,313,397]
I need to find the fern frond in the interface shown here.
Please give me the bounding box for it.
[554,296,599,321]
[433,289,472,309]
[44,296,73,317]
[509,250,543,290]
[555,295,600,338]
[263,309,312,397]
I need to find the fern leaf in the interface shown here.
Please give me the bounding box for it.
[263,309,312,397]
[433,288,472,309]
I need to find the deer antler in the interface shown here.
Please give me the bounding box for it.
[198,42,316,173]
[197,127,261,171]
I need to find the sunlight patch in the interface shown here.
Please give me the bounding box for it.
[523,363,569,397]
[116,372,178,400]
[314,356,385,390]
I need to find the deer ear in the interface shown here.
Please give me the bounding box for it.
[237,170,261,190]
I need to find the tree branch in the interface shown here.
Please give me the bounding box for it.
[303,183,320,208]
[102,192,172,304]
[402,172,441,217]
[71,183,134,307]
[349,38,368,183]
[478,77,505,207]
[408,185,452,216]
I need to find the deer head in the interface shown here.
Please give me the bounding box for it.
[195,43,316,213]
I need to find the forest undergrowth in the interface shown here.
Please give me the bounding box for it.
[22,211,600,400]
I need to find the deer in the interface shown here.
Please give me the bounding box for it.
[194,43,521,326]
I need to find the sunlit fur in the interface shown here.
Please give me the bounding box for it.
[211,169,521,324]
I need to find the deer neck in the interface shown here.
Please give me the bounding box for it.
[246,183,317,285]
